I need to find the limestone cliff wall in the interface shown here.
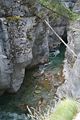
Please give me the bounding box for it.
[0,0,49,94]
[57,0,80,99]
[0,0,75,94]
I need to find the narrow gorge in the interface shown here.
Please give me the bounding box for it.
[0,0,80,120]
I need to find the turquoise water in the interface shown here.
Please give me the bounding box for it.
[46,43,65,73]
[0,112,28,120]
[0,44,66,120]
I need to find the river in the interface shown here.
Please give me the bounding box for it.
[0,44,66,120]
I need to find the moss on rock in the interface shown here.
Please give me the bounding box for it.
[6,16,21,21]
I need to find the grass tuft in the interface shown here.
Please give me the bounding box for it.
[27,99,79,120]
[49,99,78,120]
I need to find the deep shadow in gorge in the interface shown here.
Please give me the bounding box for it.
[0,29,68,120]
[62,28,68,44]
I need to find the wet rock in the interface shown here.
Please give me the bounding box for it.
[0,112,28,120]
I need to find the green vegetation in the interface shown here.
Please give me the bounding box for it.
[28,99,79,120]
[49,99,78,120]
[6,16,21,21]
[39,0,80,21]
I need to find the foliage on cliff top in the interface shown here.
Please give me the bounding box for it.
[39,0,80,21]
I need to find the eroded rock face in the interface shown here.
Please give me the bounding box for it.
[57,1,80,99]
[48,17,67,52]
[60,0,76,9]
[73,0,80,13]
[48,0,76,52]
[0,0,49,93]
[0,0,77,94]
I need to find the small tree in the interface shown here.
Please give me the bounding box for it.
[39,0,79,21]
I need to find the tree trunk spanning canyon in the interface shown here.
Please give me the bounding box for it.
[0,0,77,95]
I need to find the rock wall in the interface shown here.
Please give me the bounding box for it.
[48,16,67,52]
[60,0,76,9]
[57,0,80,99]
[0,0,49,94]
[48,0,77,52]
[0,0,76,94]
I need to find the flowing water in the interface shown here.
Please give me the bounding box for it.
[0,44,66,120]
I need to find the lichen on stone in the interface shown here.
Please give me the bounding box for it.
[6,16,21,21]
